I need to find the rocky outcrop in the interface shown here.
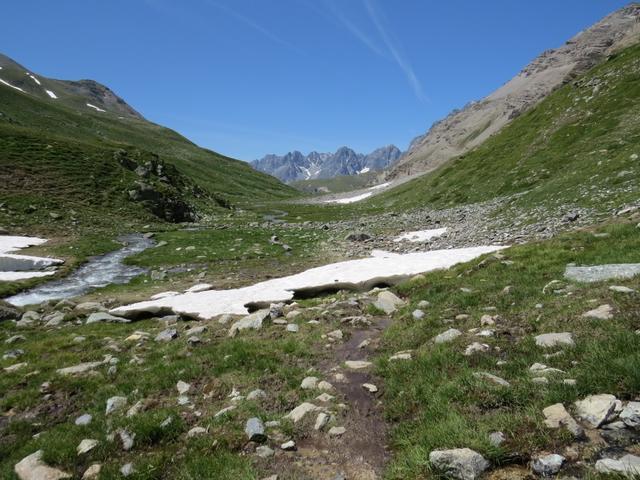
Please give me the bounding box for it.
[389,4,640,179]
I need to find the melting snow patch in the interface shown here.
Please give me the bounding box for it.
[86,103,106,112]
[0,236,63,282]
[45,90,58,99]
[324,192,373,204]
[0,78,25,92]
[368,182,390,190]
[394,228,447,243]
[111,245,506,320]
[27,73,41,85]
[359,167,370,174]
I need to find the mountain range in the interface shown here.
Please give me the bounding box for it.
[252,145,402,183]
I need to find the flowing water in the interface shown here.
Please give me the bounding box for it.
[6,234,154,307]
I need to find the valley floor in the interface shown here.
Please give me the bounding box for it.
[2,201,640,479]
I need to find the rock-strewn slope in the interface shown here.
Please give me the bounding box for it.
[389,3,640,179]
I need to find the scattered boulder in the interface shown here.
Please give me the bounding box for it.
[285,402,320,423]
[82,464,101,479]
[345,232,371,242]
[0,300,21,322]
[574,394,618,428]
[86,312,130,324]
[429,448,489,480]
[473,372,510,387]
[154,328,178,342]
[105,396,128,415]
[620,401,640,428]
[532,454,565,476]
[77,439,99,455]
[534,332,574,348]
[373,291,404,314]
[14,450,71,480]
[228,309,270,337]
[581,304,613,320]
[595,454,640,477]
[245,417,266,442]
[434,328,462,344]
[464,342,490,356]
[542,403,584,437]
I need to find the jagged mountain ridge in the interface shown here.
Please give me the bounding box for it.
[389,3,640,179]
[253,145,402,183]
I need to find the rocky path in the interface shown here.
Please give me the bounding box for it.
[266,293,401,480]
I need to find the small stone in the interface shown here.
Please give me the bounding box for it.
[389,351,412,361]
[317,380,333,391]
[532,454,565,476]
[120,463,134,477]
[118,429,135,451]
[105,396,127,415]
[82,464,101,479]
[464,342,490,356]
[245,417,266,442]
[301,376,319,389]
[155,328,178,342]
[176,380,191,395]
[473,372,510,387]
[362,383,378,393]
[285,402,320,423]
[418,300,430,308]
[327,329,343,340]
[542,403,584,438]
[345,360,372,369]
[535,332,574,348]
[77,439,99,455]
[314,412,330,430]
[488,431,505,447]
[75,414,92,426]
[256,446,275,458]
[247,389,267,401]
[328,426,346,436]
[581,304,613,320]
[610,286,635,293]
[434,328,462,344]
[281,440,296,450]
[286,323,299,333]
[412,309,425,320]
[187,427,207,438]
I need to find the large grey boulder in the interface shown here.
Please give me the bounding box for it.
[429,448,489,480]
[14,450,71,480]
[574,394,618,428]
[373,291,404,314]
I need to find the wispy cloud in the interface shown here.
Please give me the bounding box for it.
[315,0,426,102]
[206,1,303,53]
[363,0,426,102]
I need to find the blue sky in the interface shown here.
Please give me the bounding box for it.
[1,0,630,160]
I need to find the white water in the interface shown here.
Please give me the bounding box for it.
[6,235,154,307]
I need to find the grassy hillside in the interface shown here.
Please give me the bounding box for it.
[365,43,640,215]
[0,72,297,230]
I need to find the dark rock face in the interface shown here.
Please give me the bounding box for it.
[117,150,200,223]
[252,145,402,183]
